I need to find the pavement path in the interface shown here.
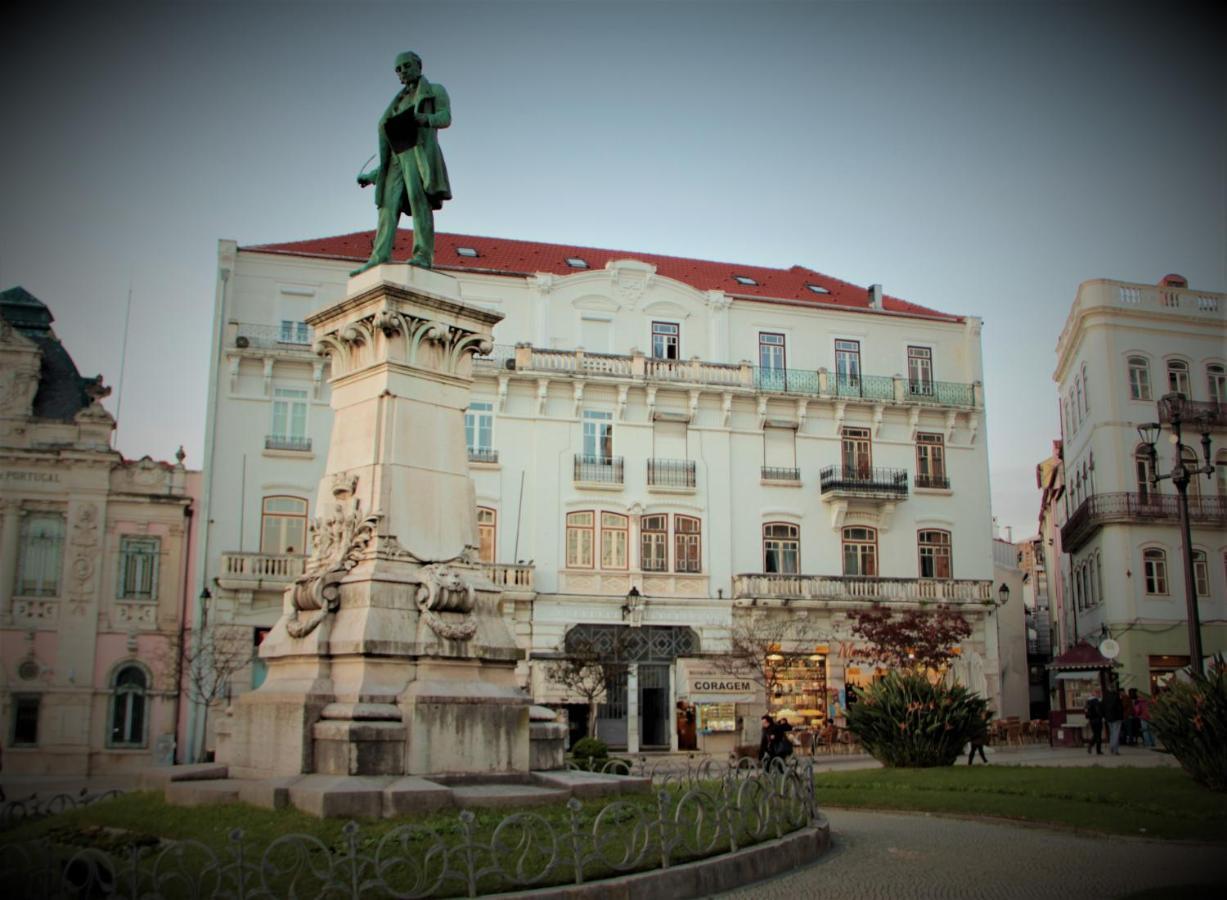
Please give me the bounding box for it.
[719,808,1225,899]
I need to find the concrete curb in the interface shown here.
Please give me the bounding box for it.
[488,815,831,899]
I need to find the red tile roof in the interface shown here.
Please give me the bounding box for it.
[245,230,962,322]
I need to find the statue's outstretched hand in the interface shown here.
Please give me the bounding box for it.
[357,171,376,188]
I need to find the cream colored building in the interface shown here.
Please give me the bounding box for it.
[0,288,198,775]
[1052,274,1227,690]
[195,231,1000,755]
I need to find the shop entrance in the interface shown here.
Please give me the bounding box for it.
[639,664,670,749]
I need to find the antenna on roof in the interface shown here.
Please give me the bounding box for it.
[112,278,134,449]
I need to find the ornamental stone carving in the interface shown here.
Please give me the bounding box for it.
[312,305,493,380]
[414,563,478,642]
[286,474,378,638]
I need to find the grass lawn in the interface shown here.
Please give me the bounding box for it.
[813,766,1227,841]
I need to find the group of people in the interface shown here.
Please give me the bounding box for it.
[1085,685,1155,755]
[759,715,795,765]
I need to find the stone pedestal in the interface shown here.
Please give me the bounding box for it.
[218,267,530,779]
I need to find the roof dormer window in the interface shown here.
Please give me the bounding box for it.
[806,284,831,295]
[456,247,479,258]
[733,275,758,286]
[565,257,589,269]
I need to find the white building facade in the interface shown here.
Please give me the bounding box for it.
[1053,275,1227,691]
[196,231,999,755]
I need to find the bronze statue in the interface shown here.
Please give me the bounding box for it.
[352,51,452,275]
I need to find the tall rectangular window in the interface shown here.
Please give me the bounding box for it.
[1208,365,1225,404]
[601,513,629,569]
[841,427,872,477]
[279,320,310,345]
[674,515,701,573]
[17,512,64,597]
[763,523,799,574]
[1128,357,1151,401]
[1143,549,1168,595]
[466,402,494,454]
[640,515,668,572]
[566,511,594,568]
[835,339,861,389]
[907,346,933,395]
[11,696,39,746]
[842,527,878,576]
[476,507,496,563]
[260,496,308,555]
[758,332,786,371]
[271,388,308,441]
[1192,550,1209,597]
[118,537,160,600]
[582,410,614,461]
[1167,360,1190,396]
[651,322,680,360]
[915,433,946,488]
[918,530,952,578]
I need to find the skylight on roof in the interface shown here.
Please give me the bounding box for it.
[456,247,479,257]
[565,257,589,269]
[806,284,831,295]
[733,275,758,286]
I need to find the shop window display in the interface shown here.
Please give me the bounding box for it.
[768,653,827,731]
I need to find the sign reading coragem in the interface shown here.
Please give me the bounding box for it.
[691,679,752,692]
[686,676,756,703]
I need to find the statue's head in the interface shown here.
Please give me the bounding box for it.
[395,51,422,85]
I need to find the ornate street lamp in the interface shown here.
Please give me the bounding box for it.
[1136,392,1216,670]
[997,584,1010,606]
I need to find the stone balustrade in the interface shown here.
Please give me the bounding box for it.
[732,573,994,604]
[217,552,306,591]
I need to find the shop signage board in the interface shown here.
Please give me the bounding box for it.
[685,675,756,704]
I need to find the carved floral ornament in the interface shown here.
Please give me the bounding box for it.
[312,308,493,377]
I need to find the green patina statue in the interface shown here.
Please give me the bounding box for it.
[352,51,452,275]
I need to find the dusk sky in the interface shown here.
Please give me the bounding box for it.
[1,0,1223,538]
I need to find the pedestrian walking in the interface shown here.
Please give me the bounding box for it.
[1085,687,1104,755]
[1103,685,1125,755]
[1126,688,1141,745]
[1134,690,1156,748]
[758,715,774,765]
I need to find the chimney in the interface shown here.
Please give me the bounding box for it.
[868,284,883,309]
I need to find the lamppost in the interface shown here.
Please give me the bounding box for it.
[1137,392,1216,670]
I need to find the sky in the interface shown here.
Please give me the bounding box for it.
[1,0,1223,539]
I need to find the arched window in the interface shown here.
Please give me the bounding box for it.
[1128,357,1151,401]
[917,530,952,578]
[763,522,799,574]
[1192,550,1209,598]
[600,512,629,569]
[565,511,594,568]
[1207,364,1226,404]
[1181,447,1201,500]
[1082,363,1091,414]
[842,526,878,577]
[640,515,668,572]
[1167,360,1190,397]
[476,507,496,563]
[1143,549,1168,595]
[260,496,307,555]
[109,665,148,748]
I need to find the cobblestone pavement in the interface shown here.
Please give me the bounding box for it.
[719,808,1225,899]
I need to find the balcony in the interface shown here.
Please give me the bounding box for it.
[234,322,314,351]
[468,447,499,465]
[265,435,312,452]
[819,465,909,500]
[761,466,802,485]
[733,573,993,605]
[914,472,951,490]
[217,552,306,591]
[499,345,981,410]
[646,458,696,490]
[1158,398,1226,428]
[479,563,535,595]
[573,455,624,486]
[1061,492,1227,553]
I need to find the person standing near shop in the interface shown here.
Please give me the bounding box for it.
[1103,684,1125,755]
[758,715,774,764]
[1085,687,1104,755]
[1134,690,1156,748]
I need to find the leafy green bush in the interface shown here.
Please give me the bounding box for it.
[1151,662,1227,792]
[570,736,609,763]
[847,672,989,767]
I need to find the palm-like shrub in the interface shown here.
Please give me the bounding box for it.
[847,671,989,767]
[1151,662,1227,792]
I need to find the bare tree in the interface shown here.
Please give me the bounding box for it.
[545,635,627,740]
[156,621,253,762]
[711,614,824,699]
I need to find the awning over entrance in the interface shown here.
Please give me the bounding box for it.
[1046,641,1118,672]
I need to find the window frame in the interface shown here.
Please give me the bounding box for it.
[915,433,946,486]
[907,345,934,395]
[917,529,952,579]
[640,514,668,573]
[762,522,799,575]
[1127,356,1152,401]
[834,339,862,387]
[600,512,629,570]
[259,495,308,556]
[841,426,872,475]
[582,410,614,462]
[565,511,595,569]
[271,387,309,441]
[1166,359,1191,397]
[758,332,786,372]
[107,664,149,749]
[1143,548,1169,595]
[476,507,496,564]
[466,401,494,454]
[10,694,40,747]
[650,321,680,361]
[674,515,701,574]
[117,536,161,601]
[17,511,65,598]
[1192,549,1209,598]
[1208,364,1226,404]
[842,526,878,577]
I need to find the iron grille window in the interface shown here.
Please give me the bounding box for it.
[17,512,64,597]
[646,459,696,488]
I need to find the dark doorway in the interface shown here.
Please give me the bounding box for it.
[639,664,670,749]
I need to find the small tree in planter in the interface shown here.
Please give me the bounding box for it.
[848,671,990,767]
[546,635,627,740]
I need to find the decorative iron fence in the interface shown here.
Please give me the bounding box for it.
[914,473,951,490]
[818,465,909,498]
[761,466,801,483]
[573,455,624,484]
[646,458,696,488]
[0,762,818,899]
[264,435,312,452]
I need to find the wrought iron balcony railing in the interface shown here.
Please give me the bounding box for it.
[1061,492,1227,552]
[733,573,993,604]
[818,465,909,499]
[573,455,624,484]
[646,458,696,488]
[264,435,312,452]
[761,466,802,483]
[468,447,499,464]
[914,472,951,490]
[1158,397,1226,428]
